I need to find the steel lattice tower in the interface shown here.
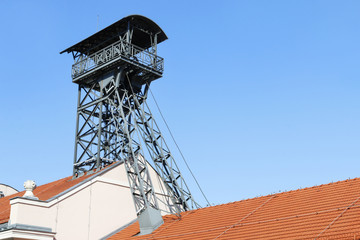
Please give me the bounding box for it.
[61,15,199,232]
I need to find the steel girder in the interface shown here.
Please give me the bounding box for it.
[129,83,200,213]
[73,68,198,215]
[74,69,158,214]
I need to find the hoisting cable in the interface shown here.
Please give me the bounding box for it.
[147,83,211,207]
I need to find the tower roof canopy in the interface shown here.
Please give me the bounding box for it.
[60,15,168,55]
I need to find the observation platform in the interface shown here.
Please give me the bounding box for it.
[61,15,168,84]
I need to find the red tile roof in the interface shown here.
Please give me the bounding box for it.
[0,173,94,224]
[108,177,360,240]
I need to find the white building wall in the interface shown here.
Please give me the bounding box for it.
[0,184,19,197]
[8,162,170,240]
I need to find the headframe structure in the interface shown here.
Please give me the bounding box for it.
[61,15,200,224]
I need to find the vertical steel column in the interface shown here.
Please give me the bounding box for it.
[96,82,104,169]
[73,85,81,177]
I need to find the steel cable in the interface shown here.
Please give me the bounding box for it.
[147,84,211,207]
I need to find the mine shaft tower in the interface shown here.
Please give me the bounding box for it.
[61,15,199,230]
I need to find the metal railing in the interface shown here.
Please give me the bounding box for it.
[72,40,164,79]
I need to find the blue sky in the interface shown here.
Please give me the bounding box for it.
[0,0,359,207]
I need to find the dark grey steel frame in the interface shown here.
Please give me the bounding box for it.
[67,19,200,216]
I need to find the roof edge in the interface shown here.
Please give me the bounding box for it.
[0,184,19,193]
[60,14,168,54]
[46,161,124,202]
[7,161,124,204]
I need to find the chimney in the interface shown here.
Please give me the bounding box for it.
[23,180,38,200]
